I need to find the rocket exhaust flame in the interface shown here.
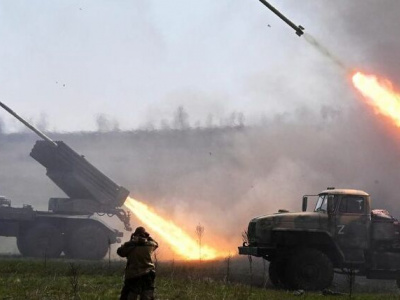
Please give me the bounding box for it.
[352,72,400,127]
[124,197,229,260]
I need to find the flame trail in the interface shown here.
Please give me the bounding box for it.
[352,72,400,127]
[124,197,230,260]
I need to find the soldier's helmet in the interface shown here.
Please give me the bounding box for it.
[131,226,149,239]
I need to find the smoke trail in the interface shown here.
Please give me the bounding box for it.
[303,33,347,70]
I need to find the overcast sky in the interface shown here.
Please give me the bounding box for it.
[0,0,398,132]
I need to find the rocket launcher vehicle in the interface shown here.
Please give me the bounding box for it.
[0,101,132,231]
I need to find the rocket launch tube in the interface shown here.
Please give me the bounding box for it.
[0,101,58,147]
[258,0,304,37]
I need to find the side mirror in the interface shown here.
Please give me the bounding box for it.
[327,196,335,214]
[302,196,308,212]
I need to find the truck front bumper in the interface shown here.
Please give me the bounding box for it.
[238,245,274,257]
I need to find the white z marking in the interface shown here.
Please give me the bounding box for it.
[337,225,346,235]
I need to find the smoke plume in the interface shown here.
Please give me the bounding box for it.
[2,100,400,257]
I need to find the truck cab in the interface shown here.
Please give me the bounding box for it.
[239,188,400,290]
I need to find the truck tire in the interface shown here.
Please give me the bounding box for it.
[286,248,333,290]
[396,277,400,289]
[66,224,109,260]
[269,259,290,288]
[16,235,29,256]
[17,223,63,258]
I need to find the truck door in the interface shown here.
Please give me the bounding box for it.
[334,195,370,262]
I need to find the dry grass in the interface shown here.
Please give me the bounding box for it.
[0,257,399,299]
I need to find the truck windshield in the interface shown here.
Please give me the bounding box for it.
[314,195,328,212]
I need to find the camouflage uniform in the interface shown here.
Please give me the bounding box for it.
[117,227,158,300]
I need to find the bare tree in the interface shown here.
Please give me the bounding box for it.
[160,119,170,130]
[142,120,155,131]
[112,119,120,132]
[196,223,205,261]
[237,112,245,128]
[206,114,214,128]
[225,252,232,284]
[224,111,245,128]
[227,112,237,127]
[173,106,190,130]
[346,266,355,298]
[96,114,112,132]
[69,263,80,300]
[0,116,3,135]
[36,112,49,132]
[170,256,175,283]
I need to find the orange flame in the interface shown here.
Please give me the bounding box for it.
[352,72,400,126]
[124,197,229,260]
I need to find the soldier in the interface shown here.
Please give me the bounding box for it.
[117,226,158,300]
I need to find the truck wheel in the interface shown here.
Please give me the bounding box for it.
[396,277,400,289]
[17,223,63,258]
[16,235,29,256]
[269,259,290,288]
[66,224,109,260]
[286,248,333,290]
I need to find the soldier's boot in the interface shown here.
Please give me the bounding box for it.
[140,289,154,300]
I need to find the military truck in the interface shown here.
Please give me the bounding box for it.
[0,102,132,260]
[239,188,400,290]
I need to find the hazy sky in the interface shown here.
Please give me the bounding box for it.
[0,1,398,132]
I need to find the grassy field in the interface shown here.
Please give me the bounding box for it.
[0,257,399,300]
